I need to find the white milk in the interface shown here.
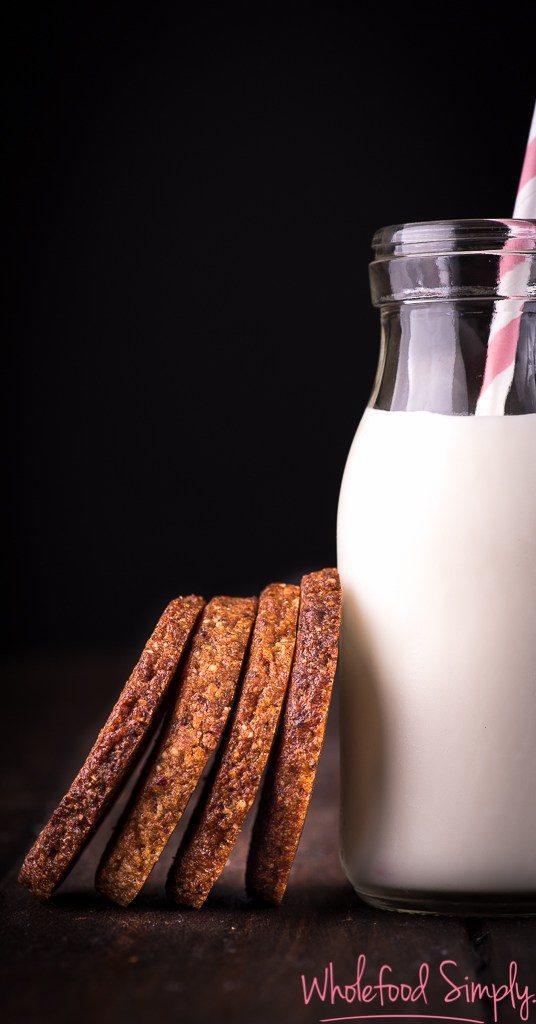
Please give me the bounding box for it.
[337,407,536,895]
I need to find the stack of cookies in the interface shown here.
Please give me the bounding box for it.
[19,569,341,908]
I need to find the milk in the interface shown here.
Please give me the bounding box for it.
[337,407,536,896]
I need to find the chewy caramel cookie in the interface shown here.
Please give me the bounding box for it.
[245,568,341,904]
[19,596,205,900]
[96,595,257,906]
[167,582,300,908]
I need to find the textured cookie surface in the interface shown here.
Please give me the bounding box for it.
[246,568,341,904]
[167,583,300,908]
[19,596,205,900]
[96,595,257,906]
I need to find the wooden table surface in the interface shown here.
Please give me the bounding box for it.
[1,650,535,1024]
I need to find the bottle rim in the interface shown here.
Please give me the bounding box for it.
[372,218,536,259]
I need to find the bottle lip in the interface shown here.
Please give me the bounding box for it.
[372,218,536,259]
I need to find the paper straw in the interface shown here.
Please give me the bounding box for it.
[475,101,536,416]
[514,102,536,218]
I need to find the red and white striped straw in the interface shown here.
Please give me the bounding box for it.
[475,101,536,416]
[514,101,536,217]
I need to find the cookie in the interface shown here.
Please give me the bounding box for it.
[19,596,205,900]
[167,583,300,908]
[96,595,257,906]
[245,568,341,904]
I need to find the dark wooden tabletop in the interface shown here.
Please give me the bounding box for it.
[1,650,535,1024]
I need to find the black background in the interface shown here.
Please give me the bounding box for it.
[6,1,536,650]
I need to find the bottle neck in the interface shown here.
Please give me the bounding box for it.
[370,300,536,416]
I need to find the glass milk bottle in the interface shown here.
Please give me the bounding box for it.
[337,220,536,915]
